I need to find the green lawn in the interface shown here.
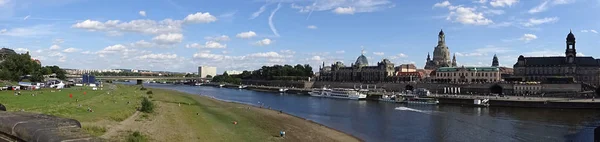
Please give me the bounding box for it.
[0,84,142,123]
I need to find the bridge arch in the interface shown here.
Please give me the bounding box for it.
[489,84,503,95]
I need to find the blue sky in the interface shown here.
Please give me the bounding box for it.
[1,0,599,73]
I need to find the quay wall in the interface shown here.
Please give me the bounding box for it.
[434,97,600,109]
[242,80,313,89]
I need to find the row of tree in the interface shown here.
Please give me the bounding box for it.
[0,53,66,82]
[211,64,314,84]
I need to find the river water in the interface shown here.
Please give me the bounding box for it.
[138,83,600,142]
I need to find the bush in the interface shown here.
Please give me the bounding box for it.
[140,97,154,113]
[127,131,147,142]
[146,91,153,94]
[140,87,147,91]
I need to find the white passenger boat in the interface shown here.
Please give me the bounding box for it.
[309,87,367,100]
[278,88,288,92]
[219,84,225,87]
[238,85,247,89]
[379,95,401,102]
[195,83,203,86]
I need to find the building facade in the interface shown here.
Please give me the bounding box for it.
[198,66,217,78]
[432,66,501,83]
[318,52,395,82]
[425,30,457,70]
[513,31,600,86]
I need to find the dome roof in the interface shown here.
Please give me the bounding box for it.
[355,54,368,66]
[567,30,575,40]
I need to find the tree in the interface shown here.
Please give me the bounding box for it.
[0,53,44,82]
[206,75,213,78]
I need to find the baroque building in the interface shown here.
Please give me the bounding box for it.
[318,51,395,82]
[425,29,457,70]
[432,66,501,83]
[513,31,600,86]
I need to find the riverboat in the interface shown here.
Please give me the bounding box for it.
[238,85,247,89]
[309,88,367,100]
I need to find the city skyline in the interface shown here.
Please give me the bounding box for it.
[1,0,599,73]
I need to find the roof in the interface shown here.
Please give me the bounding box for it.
[398,64,417,69]
[355,54,368,66]
[515,56,600,67]
[436,66,499,72]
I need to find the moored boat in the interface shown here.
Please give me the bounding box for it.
[310,87,366,100]
[238,85,247,89]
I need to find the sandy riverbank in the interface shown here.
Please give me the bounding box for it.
[105,85,361,142]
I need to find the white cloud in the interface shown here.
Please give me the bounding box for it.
[249,52,283,58]
[50,44,61,50]
[236,31,257,39]
[97,44,127,54]
[582,29,598,34]
[0,25,54,37]
[475,0,488,3]
[130,40,154,48]
[528,1,549,14]
[333,7,355,14]
[307,25,318,29]
[310,56,323,61]
[447,6,493,25]
[186,41,227,49]
[204,41,227,48]
[336,50,345,54]
[15,48,28,53]
[433,1,451,8]
[435,2,493,26]
[291,0,394,14]
[184,12,217,23]
[138,53,178,60]
[23,15,30,20]
[73,19,184,35]
[204,35,230,42]
[490,0,519,7]
[193,52,227,60]
[396,53,407,58]
[255,38,273,46]
[522,17,559,27]
[81,51,91,54]
[280,50,296,54]
[520,34,538,42]
[250,4,268,19]
[373,52,384,56]
[152,33,183,45]
[0,0,10,6]
[72,20,106,30]
[62,48,79,53]
[139,11,146,17]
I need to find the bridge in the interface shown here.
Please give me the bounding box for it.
[67,76,211,81]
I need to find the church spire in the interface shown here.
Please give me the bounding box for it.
[451,53,457,67]
[492,54,499,67]
[427,52,431,61]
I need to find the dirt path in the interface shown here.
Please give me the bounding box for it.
[100,111,141,139]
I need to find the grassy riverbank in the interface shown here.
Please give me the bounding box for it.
[0,84,360,141]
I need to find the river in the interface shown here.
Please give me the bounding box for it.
[137,83,600,142]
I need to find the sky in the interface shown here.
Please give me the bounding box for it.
[1,0,599,73]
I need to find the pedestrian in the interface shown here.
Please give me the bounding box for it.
[280,131,285,138]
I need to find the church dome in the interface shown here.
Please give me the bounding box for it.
[355,54,369,67]
[567,30,575,40]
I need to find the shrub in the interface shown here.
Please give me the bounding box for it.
[140,87,147,91]
[146,91,153,94]
[127,131,147,142]
[140,97,154,113]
